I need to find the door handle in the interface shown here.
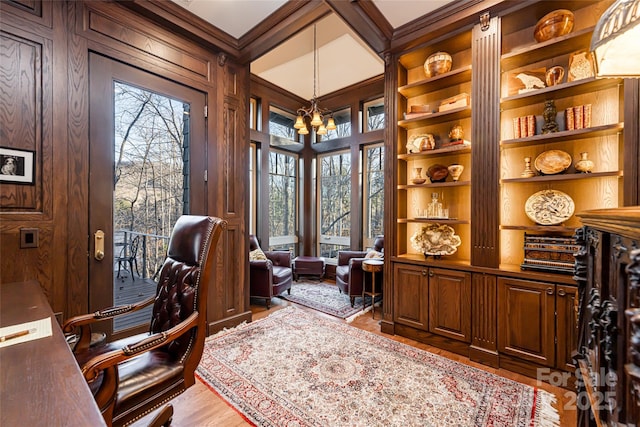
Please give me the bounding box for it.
[94,230,105,261]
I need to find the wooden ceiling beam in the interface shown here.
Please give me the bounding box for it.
[325,0,391,55]
[236,1,331,64]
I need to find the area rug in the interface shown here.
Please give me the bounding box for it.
[277,281,377,322]
[196,306,559,427]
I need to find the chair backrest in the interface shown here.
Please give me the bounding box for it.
[373,235,384,252]
[249,234,261,251]
[128,235,140,258]
[151,215,226,360]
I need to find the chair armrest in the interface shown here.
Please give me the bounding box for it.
[250,259,273,271]
[264,250,291,267]
[337,250,368,266]
[348,257,366,270]
[62,296,155,352]
[81,311,199,383]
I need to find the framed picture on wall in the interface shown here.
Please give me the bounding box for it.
[0,147,35,185]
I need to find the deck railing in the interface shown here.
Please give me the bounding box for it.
[114,230,170,280]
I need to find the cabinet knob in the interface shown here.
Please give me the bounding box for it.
[546,287,555,295]
[558,289,566,296]
[428,270,434,277]
[422,269,427,276]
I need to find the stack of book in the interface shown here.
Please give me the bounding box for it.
[520,234,580,275]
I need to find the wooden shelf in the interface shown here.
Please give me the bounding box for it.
[501,170,622,183]
[500,123,624,148]
[398,106,471,129]
[500,225,576,233]
[501,27,595,70]
[398,144,471,160]
[398,218,470,224]
[398,180,471,189]
[500,77,622,110]
[398,65,472,98]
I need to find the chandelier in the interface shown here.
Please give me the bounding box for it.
[293,24,336,136]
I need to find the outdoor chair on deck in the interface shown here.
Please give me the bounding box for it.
[63,215,226,427]
[116,235,140,282]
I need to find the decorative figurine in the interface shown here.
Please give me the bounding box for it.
[449,124,464,141]
[521,156,536,178]
[575,152,594,173]
[542,99,559,134]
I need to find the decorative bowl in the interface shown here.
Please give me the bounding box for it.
[534,9,574,43]
[410,223,461,256]
[427,164,449,182]
[534,149,572,175]
[424,51,452,78]
[447,164,464,182]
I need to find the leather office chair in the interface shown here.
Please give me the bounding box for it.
[63,215,226,427]
[335,235,384,307]
[248,234,293,309]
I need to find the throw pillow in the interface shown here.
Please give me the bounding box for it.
[249,248,267,261]
[365,250,383,259]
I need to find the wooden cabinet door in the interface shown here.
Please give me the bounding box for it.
[393,263,428,330]
[556,285,578,372]
[428,268,471,342]
[498,277,556,367]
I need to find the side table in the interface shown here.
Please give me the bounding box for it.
[362,259,383,318]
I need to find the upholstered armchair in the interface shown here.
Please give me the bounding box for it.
[63,215,226,427]
[335,235,384,307]
[249,234,293,308]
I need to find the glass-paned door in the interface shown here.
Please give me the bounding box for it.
[89,53,206,339]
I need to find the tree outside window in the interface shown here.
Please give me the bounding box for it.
[363,144,384,248]
[318,151,351,258]
[269,150,298,252]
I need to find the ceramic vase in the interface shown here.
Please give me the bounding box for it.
[575,152,594,173]
[411,167,427,184]
[447,164,464,182]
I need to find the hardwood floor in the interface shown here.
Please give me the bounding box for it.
[133,296,578,427]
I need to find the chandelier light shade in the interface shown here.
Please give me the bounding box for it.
[591,0,640,78]
[295,24,334,135]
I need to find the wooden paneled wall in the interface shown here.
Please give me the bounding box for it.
[0,0,251,331]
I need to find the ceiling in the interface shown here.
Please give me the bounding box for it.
[170,0,456,100]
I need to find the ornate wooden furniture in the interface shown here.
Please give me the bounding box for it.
[574,207,640,426]
[63,215,226,427]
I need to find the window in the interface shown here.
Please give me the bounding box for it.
[249,97,258,130]
[319,107,351,142]
[363,97,384,132]
[249,143,257,235]
[317,150,351,259]
[269,150,298,253]
[269,105,301,143]
[363,144,384,248]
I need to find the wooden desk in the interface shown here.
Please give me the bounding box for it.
[0,280,106,426]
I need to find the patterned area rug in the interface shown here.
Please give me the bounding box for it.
[277,281,376,322]
[196,306,559,427]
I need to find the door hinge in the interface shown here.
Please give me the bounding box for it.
[204,169,208,182]
[204,105,208,118]
[554,336,558,345]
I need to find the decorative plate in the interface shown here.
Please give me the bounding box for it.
[410,223,461,256]
[534,150,572,175]
[427,164,449,182]
[525,189,575,225]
